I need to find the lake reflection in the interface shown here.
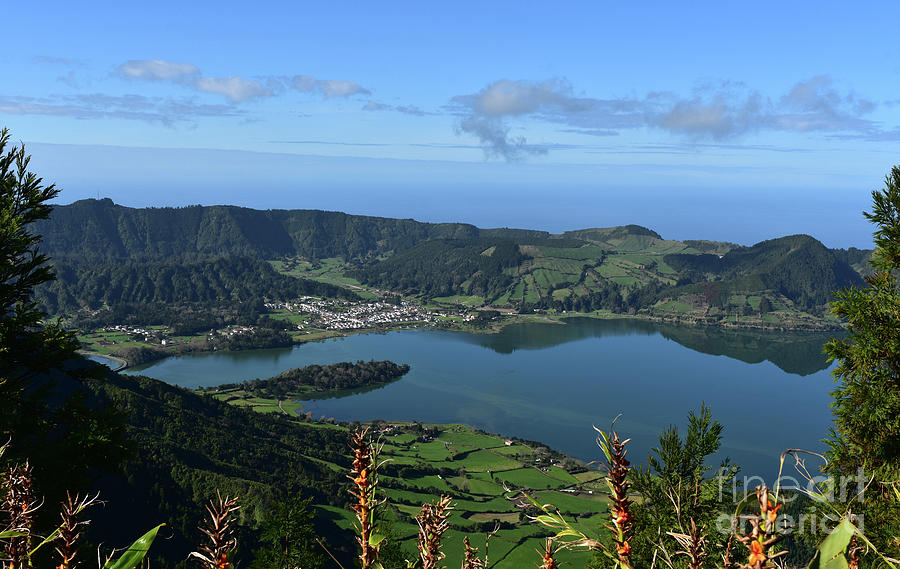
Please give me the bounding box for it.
[126,318,837,478]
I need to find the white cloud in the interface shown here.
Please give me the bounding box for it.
[460,78,582,116]
[362,101,389,111]
[0,93,238,126]
[776,75,875,132]
[118,59,200,81]
[362,101,426,116]
[116,60,367,104]
[291,75,370,98]
[319,79,369,98]
[455,115,547,161]
[452,75,885,159]
[452,78,633,158]
[194,76,273,102]
[655,84,766,139]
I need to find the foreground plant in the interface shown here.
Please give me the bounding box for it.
[462,536,484,569]
[190,491,240,569]
[0,442,162,569]
[538,538,559,569]
[730,487,786,569]
[597,425,634,566]
[526,422,634,569]
[415,495,452,569]
[1,460,37,569]
[52,492,100,569]
[348,427,385,569]
[665,519,706,569]
[824,165,900,557]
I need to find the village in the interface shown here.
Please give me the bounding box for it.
[264,296,477,331]
[86,296,485,358]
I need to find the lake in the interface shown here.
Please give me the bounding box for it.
[125,317,838,479]
[87,353,125,370]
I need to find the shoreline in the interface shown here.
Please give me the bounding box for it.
[79,350,128,371]
[84,309,842,370]
[456,308,844,335]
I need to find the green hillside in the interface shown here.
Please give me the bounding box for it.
[36,256,359,314]
[354,228,864,327]
[54,364,597,569]
[35,198,482,261]
[37,200,869,329]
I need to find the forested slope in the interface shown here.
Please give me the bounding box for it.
[36,256,357,314]
[37,199,871,326]
[36,198,483,260]
[83,367,352,569]
[351,238,530,298]
[662,234,865,311]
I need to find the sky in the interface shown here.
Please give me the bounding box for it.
[2,0,899,247]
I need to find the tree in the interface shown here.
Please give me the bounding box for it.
[628,404,738,569]
[0,127,128,506]
[0,127,78,381]
[249,495,327,569]
[823,165,900,556]
[585,406,738,569]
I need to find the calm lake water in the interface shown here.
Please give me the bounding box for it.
[125,318,838,478]
[88,354,121,369]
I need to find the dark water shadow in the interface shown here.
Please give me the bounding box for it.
[460,317,836,376]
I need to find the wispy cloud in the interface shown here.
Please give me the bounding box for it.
[362,101,426,116]
[774,75,876,132]
[118,59,200,81]
[450,78,646,158]
[455,115,547,160]
[452,75,885,159]
[193,76,275,102]
[453,78,588,116]
[0,94,238,126]
[291,75,370,98]
[117,59,272,102]
[269,139,390,147]
[655,81,766,139]
[116,59,369,103]
[33,56,91,89]
[32,55,87,67]
[559,128,619,137]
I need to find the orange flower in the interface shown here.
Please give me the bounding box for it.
[612,508,633,527]
[617,541,631,556]
[748,540,767,566]
[765,501,782,525]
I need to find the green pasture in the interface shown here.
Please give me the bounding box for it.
[494,467,571,490]
[401,475,452,492]
[655,299,694,314]
[407,440,454,461]
[536,490,606,514]
[451,449,522,472]
[437,427,507,449]
[431,295,484,307]
[537,245,605,260]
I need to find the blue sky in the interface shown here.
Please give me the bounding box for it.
[2,1,899,247]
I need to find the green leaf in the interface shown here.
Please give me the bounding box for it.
[0,530,26,539]
[808,516,855,569]
[369,533,386,548]
[29,527,62,556]
[103,523,165,569]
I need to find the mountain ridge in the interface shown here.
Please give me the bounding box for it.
[37,199,870,328]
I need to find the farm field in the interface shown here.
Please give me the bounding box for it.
[367,423,607,568]
[208,397,608,569]
[270,257,379,299]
